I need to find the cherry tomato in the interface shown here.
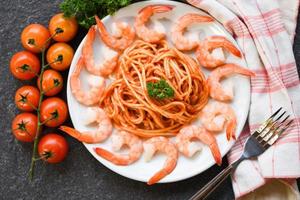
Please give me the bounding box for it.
[12,113,38,142]
[40,97,68,127]
[38,133,68,163]
[10,51,40,80]
[49,13,78,42]
[46,43,74,71]
[21,24,50,53]
[37,69,63,96]
[15,86,40,111]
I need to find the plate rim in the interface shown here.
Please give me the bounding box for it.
[66,0,250,183]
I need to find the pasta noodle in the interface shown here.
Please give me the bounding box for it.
[100,40,209,137]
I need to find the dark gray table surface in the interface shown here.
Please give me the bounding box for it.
[0,1,299,200]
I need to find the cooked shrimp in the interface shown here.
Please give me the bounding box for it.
[95,16,135,51]
[70,56,105,106]
[208,63,255,101]
[195,35,242,68]
[171,13,214,51]
[82,26,119,77]
[176,125,222,165]
[83,107,101,125]
[143,136,178,185]
[200,101,237,140]
[134,4,174,43]
[60,107,112,143]
[94,131,143,165]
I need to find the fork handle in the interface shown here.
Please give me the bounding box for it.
[189,164,234,200]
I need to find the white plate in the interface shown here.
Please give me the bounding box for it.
[67,0,250,183]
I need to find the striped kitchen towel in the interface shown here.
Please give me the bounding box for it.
[187,0,300,199]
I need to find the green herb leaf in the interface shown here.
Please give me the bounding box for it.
[147,79,174,100]
[60,0,132,29]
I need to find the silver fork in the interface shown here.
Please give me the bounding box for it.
[189,107,293,200]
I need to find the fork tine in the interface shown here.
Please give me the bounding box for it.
[257,118,280,139]
[265,119,294,146]
[274,111,286,121]
[253,120,272,137]
[263,124,280,142]
[264,134,278,148]
[258,111,289,146]
[260,126,280,148]
[257,109,287,138]
[277,119,294,137]
[279,115,290,125]
[259,121,280,145]
[254,107,283,136]
[268,107,283,120]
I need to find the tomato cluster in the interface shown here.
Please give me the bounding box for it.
[10,13,78,164]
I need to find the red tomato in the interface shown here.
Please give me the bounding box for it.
[37,69,63,96]
[21,24,51,53]
[49,13,78,42]
[38,133,68,163]
[46,43,74,71]
[15,86,40,111]
[10,51,40,80]
[40,97,68,127]
[12,113,38,142]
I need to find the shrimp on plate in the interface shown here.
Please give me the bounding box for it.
[70,56,105,106]
[176,125,222,165]
[94,131,143,165]
[134,4,174,43]
[95,15,135,51]
[196,35,242,68]
[60,107,112,143]
[143,136,178,185]
[200,101,237,141]
[82,26,119,77]
[207,63,255,101]
[171,13,214,51]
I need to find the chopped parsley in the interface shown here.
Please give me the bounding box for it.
[147,79,174,100]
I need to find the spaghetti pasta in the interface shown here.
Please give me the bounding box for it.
[100,40,209,137]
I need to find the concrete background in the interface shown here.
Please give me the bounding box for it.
[0,0,299,199]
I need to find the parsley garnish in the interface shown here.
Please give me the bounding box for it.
[147,79,174,100]
[60,0,132,29]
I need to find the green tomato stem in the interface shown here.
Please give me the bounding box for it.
[28,31,60,180]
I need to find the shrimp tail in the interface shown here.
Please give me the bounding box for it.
[95,15,107,36]
[226,119,237,141]
[152,4,175,12]
[73,56,84,74]
[191,14,214,22]
[210,35,242,58]
[60,126,83,142]
[139,4,175,14]
[83,26,96,55]
[210,143,222,166]
[94,147,130,166]
[227,63,256,77]
[198,128,222,165]
[241,68,256,77]
[219,36,242,58]
[147,169,169,185]
[227,44,242,58]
